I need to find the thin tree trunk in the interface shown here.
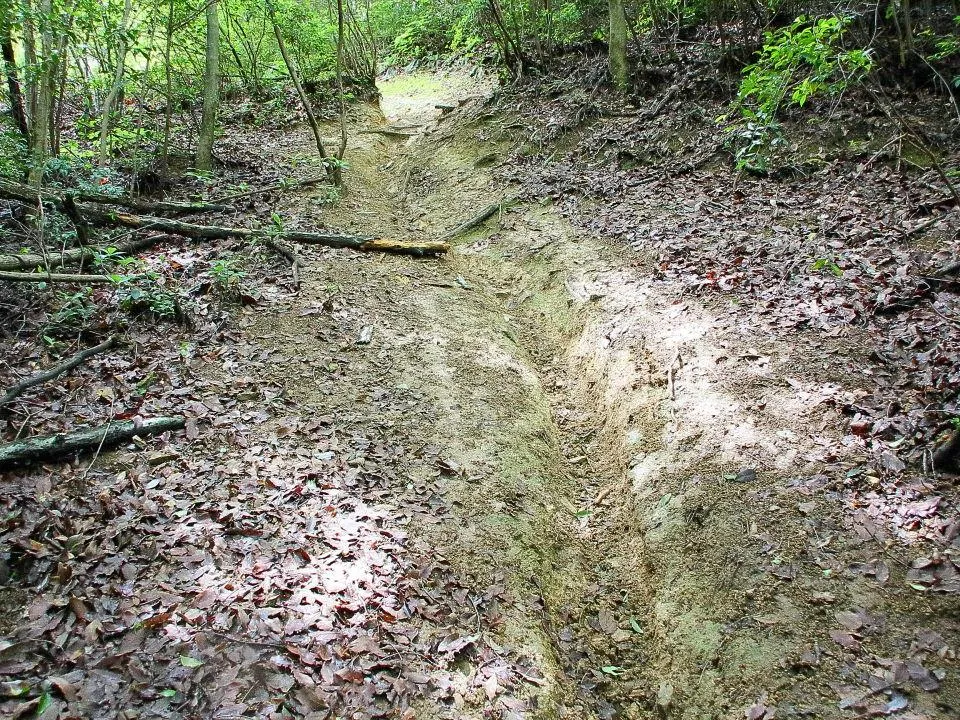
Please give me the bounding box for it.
[27,0,53,187]
[0,5,30,142]
[161,0,175,168]
[608,0,629,90]
[22,0,37,124]
[335,0,347,160]
[266,0,339,184]
[47,1,74,159]
[98,0,133,165]
[196,0,220,172]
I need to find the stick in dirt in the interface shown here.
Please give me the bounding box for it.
[439,200,512,241]
[0,416,186,469]
[0,336,117,407]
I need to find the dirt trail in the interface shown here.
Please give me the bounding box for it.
[7,70,953,720]
[231,70,958,719]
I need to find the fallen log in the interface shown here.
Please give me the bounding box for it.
[82,209,450,256]
[0,235,169,272]
[0,177,225,215]
[0,271,118,284]
[0,336,117,407]
[359,238,450,256]
[0,416,184,468]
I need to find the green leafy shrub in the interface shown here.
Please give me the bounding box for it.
[727,15,873,170]
[0,125,28,180]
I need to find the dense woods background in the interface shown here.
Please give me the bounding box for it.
[1,0,959,188]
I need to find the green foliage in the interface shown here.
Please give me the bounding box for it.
[931,16,960,88]
[209,257,246,295]
[811,257,843,277]
[738,16,872,120]
[0,126,27,180]
[46,288,95,335]
[728,15,873,171]
[117,284,178,319]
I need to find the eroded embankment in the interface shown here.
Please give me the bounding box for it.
[231,71,957,719]
[388,78,957,719]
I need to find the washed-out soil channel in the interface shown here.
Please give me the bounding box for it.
[231,72,959,717]
[2,71,957,720]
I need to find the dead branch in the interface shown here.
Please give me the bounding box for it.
[0,336,116,407]
[0,235,168,272]
[212,176,330,204]
[0,416,185,468]
[261,237,303,289]
[0,271,119,284]
[440,200,510,241]
[0,177,225,215]
[82,209,449,256]
[62,193,91,245]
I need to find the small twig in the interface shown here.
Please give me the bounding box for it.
[207,631,288,651]
[81,398,116,480]
[212,175,330,204]
[1,336,117,407]
[666,351,682,401]
[261,238,304,291]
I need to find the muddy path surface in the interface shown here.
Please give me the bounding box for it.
[2,70,957,720]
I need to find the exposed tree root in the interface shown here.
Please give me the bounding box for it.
[0,336,117,408]
[0,416,184,468]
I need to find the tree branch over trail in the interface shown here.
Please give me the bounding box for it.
[0,416,185,469]
[80,208,449,255]
[0,336,117,407]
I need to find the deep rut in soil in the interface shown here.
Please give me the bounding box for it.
[229,71,958,720]
[251,73,661,717]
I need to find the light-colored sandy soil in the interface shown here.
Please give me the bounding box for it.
[221,69,958,719]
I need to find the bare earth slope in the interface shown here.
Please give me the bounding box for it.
[1,71,957,720]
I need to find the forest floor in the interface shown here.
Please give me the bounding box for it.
[1,67,959,720]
